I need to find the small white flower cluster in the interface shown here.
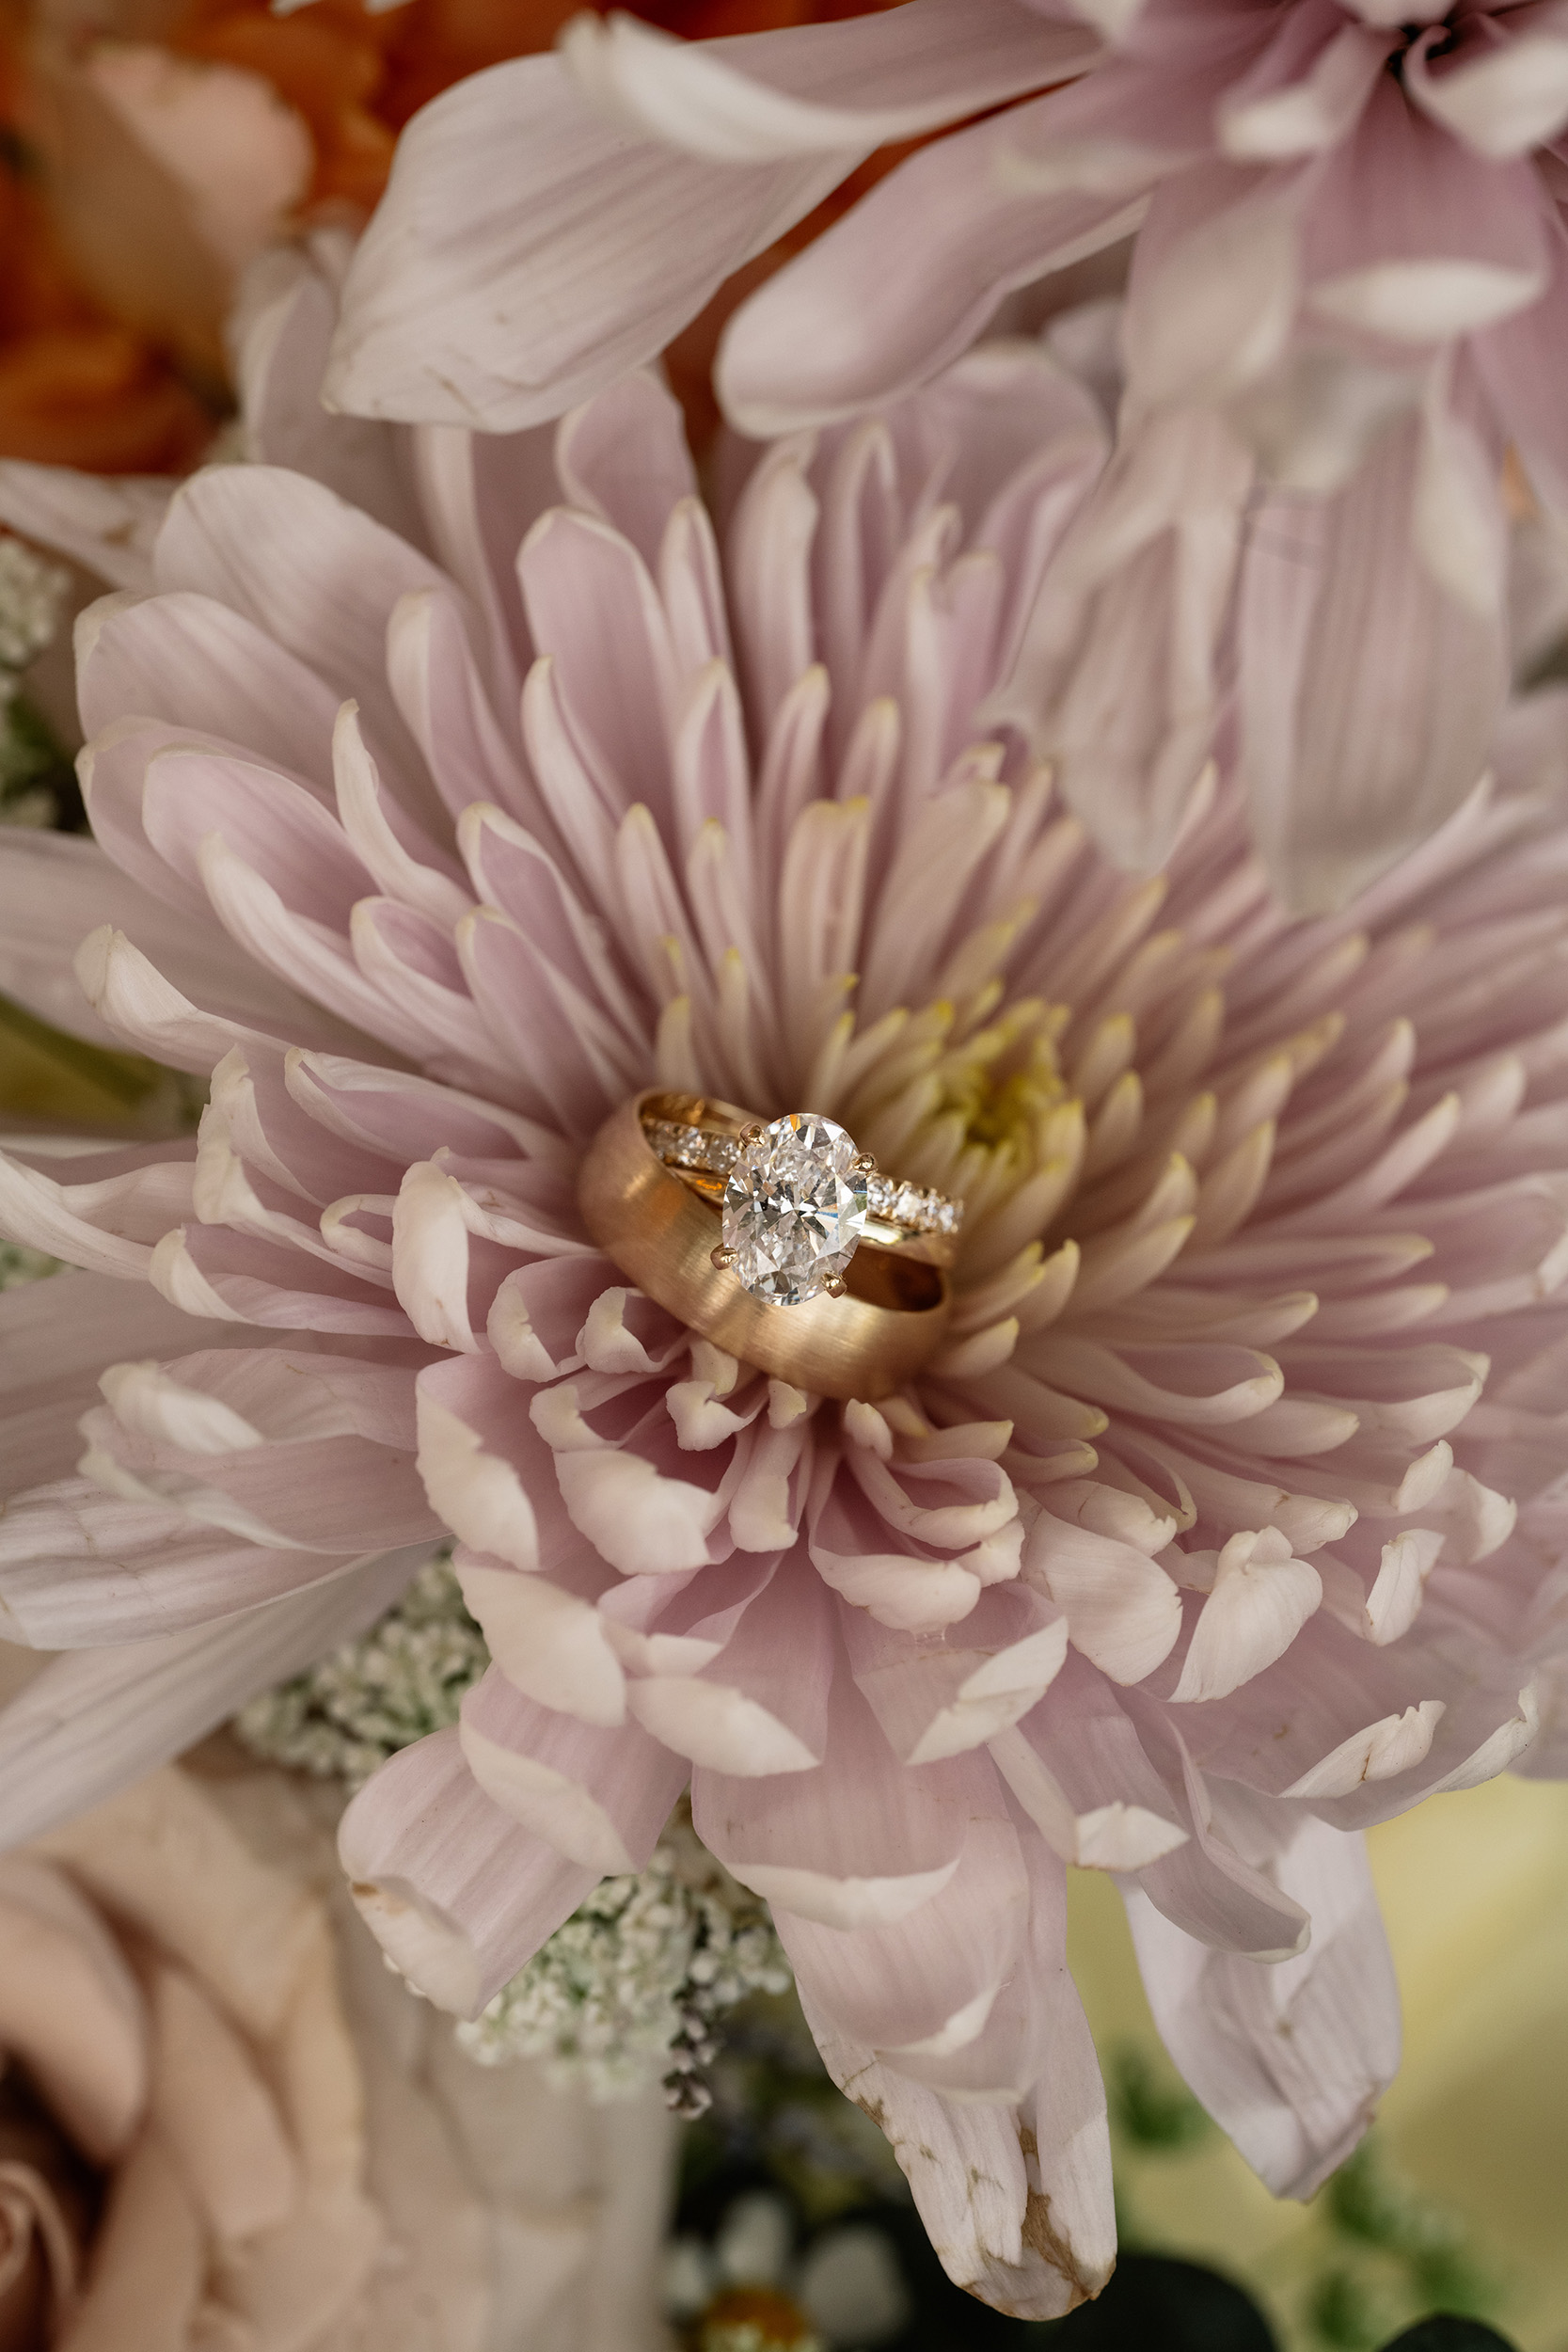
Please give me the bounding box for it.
[0,535,69,675]
[234,1564,791,2106]
[0,535,72,825]
[458,1804,792,2114]
[234,1553,487,1788]
[0,1243,60,1291]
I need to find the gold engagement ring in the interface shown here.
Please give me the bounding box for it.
[577,1092,963,1400]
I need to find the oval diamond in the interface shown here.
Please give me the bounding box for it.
[720,1113,868,1307]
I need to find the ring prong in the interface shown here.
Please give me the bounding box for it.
[710,1245,737,1272]
[824,1275,847,1298]
[851,1152,877,1174]
[738,1123,764,1148]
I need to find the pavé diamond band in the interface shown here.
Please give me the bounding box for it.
[576,1091,958,1400]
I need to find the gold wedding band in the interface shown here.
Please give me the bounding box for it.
[576,1091,958,1401]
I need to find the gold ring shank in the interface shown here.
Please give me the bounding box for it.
[577,1092,952,1401]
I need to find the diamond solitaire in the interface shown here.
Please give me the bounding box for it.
[719,1113,869,1307]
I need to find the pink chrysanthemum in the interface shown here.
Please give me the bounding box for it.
[323,0,1568,908]
[0,240,1561,2320]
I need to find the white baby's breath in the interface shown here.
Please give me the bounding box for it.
[458,1805,791,2112]
[0,536,68,675]
[235,1565,792,2106]
[234,1553,486,1787]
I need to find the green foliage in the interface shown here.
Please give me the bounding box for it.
[1108,2043,1213,2153]
[0,691,82,828]
[1303,2141,1505,2350]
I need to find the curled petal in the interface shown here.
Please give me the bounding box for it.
[692,1672,977,1928]
[797,1972,1113,2320]
[339,1725,595,2017]
[845,1581,1069,1764]
[458,1666,688,1872]
[1026,1514,1181,1683]
[1124,1807,1399,2198]
[1167,1528,1323,1703]
[1281,1697,1446,1797]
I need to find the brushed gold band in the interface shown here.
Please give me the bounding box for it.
[576,1091,954,1401]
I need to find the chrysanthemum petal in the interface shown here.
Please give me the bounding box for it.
[0,1549,425,1851]
[1124,1811,1399,2198]
[338,1725,596,2017]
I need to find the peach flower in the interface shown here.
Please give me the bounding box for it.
[0,1747,673,2350]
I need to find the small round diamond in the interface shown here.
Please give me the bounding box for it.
[720,1113,869,1307]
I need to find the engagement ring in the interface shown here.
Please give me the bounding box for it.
[577,1092,963,1399]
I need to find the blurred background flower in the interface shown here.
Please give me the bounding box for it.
[0,1729,679,2352]
[0,0,902,475]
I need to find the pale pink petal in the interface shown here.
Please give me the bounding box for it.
[78,592,341,787]
[517,507,680,822]
[798,1975,1113,2320]
[1174,1614,1538,1826]
[845,1580,1069,1764]
[1120,166,1307,416]
[0,1269,236,1490]
[1404,11,1568,160]
[534,1375,746,1576]
[771,1787,1031,2064]
[556,371,699,573]
[0,464,170,594]
[807,1469,982,1634]
[1513,1654,1568,1778]
[1304,76,1549,341]
[231,229,427,546]
[385,584,533,829]
[990,405,1251,873]
[990,1651,1190,1867]
[0,1486,372,1648]
[1124,1807,1399,2197]
[326,56,848,432]
[1217,11,1391,161]
[0,830,317,1055]
[152,467,454,824]
[691,1672,978,1928]
[0,1549,424,1849]
[718,74,1158,436]
[457,1666,688,1873]
[1025,1512,1182,1680]
[456,1548,626,1728]
[338,1725,596,2017]
[0,1141,188,1279]
[1167,1528,1323,1703]
[1238,406,1509,914]
[415,1356,549,1571]
[562,0,1090,164]
[626,1549,832,1773]
[1474,216,1568,518]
